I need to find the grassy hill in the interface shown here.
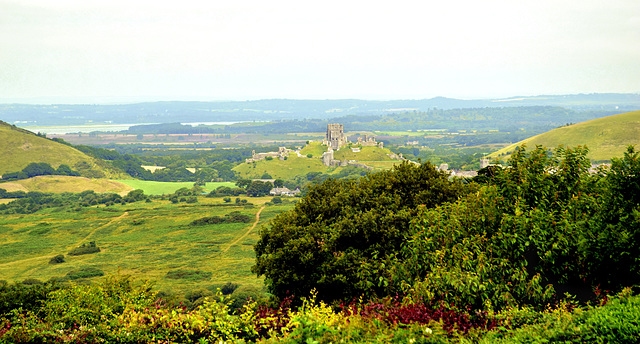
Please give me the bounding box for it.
[0,175,134,195]
[233,143,399,179]
[0,120,122,178]
[233,154,327,180]
[490,110,640,162]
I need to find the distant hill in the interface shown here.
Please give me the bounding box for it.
[3,93,639,126]
[0,120,124,178]
[490,110,640,162]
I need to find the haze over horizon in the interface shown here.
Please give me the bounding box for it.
[2,0,639,104]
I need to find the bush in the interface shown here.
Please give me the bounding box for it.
[68,242,100,256]
[48,254,65,264]
[65,267,105,280]
[220,282,240,295]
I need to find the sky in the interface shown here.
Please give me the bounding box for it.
[1,0,639,103]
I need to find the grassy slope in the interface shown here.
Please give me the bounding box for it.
[0,121,122,177]
[234,143,398,179]
[490,110,640,161]
[233,154,327,180]
[0,197,293,293]
[1,175,134,195]
[116,180,236,195]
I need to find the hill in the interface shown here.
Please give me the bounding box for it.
[0,120,123,178]
[0,175,134,195]
[490,110,640,162]
[233,143,400,180]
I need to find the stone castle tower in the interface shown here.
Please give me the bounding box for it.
[324,123,347,150]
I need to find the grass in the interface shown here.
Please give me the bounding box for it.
[0,196,293,295]
[115,180,236,195]
[1,175,134,195]
[299,141,327,157]
[490,110,640,162]
[233,154,327,180]
[334,146,395,161]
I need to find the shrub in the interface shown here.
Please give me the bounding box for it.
[65,267,105,280]
[68,242,100,256]
[48,254,65,264]
[220,282,240,295]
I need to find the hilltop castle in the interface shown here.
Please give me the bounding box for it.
[323,123,348,150]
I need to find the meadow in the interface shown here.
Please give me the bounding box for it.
[0,195,294,296]
[115,179,236,195]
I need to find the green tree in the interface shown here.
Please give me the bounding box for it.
[253,161,467,303]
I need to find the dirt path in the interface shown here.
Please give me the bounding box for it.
[74,211,129,249]
[222,206,265,254]
[0,211,129,268]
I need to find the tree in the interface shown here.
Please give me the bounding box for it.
[253,161,467,303]
[246,181,273,197]
[273,179,285,188]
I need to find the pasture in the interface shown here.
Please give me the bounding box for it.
[115,180,236,195]
[0,196,294,295]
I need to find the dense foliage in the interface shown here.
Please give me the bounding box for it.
[0,162,80,181]
[399,145,640,311]
[253,161,467,303]
[1,275,639,343]
[0,189,148,214]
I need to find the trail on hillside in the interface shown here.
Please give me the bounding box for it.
[73,211,129,250]
[222,206,265,254]
[0,211,129,268]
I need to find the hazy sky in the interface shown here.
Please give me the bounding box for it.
[1,0,639,103]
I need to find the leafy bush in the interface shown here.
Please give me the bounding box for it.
[65,266,105,280]
[48,254,65,264]
[190,211,252,226]
[67,241,100,256]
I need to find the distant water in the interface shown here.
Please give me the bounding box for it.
[19,122,245,135]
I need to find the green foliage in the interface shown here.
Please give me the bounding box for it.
[190,211,253,225]
[48,254,65,265]
[64,266,105,280]
[246,180,273,197]
[68,241,101,256]
[403,145,640,311]
[254,161,467,303]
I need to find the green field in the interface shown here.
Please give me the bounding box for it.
[115,180,236,195]
[0,196,294,294]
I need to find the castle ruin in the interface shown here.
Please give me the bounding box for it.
[323,123,348,150]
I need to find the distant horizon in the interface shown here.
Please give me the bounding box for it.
[2,91,640,106]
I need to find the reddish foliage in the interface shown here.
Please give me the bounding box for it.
[341,296,499,335]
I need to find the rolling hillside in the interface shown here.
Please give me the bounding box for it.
[0,175,134,195]
[0,120,123,178]
[490,110,640,162]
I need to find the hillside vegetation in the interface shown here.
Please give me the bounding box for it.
[0,121,123,178]
[0,195,291,295]
[0,175,133,195]
[491,110,640,161]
